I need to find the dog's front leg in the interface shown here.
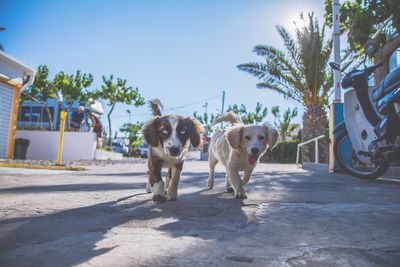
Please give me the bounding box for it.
[166,162,183,201]
[227,166,247,199]
[225,173,233,192]
[165,168,172,191]
[145,171,152,193]
[242,168,254,186]
[148,157,166,203]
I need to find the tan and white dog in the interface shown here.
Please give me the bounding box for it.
[208,112,278,199]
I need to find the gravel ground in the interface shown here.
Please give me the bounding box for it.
[0,157,146,167]
[0,150,202,166]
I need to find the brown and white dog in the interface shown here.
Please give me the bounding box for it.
[142,99,203,203]
[208,112,278,199]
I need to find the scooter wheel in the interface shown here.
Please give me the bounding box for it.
[333,131,390,180]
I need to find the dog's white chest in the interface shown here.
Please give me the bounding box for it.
[151,146,184,166]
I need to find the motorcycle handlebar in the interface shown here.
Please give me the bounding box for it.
[365,62,383,75]
[341,63,384,89]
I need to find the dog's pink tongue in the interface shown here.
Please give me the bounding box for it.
[248,155,258,165]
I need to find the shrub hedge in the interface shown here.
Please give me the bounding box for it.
[261,140,300,163]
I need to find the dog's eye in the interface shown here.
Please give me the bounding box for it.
[161,129,168,135]
[180,130,186,135]
[244,136,251,140]
[258,135,265,140]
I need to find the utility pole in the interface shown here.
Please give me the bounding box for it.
[221,91,225,114]
[333,0,341,103]
[202,102,208,114]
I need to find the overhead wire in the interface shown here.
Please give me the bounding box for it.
[110,94,221,119]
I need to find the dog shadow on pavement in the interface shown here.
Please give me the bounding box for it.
[0,171,249,267]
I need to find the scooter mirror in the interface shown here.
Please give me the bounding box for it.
[364,39,379,56]
[329,62,341,71]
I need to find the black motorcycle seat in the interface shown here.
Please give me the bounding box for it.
[372,66,400,102]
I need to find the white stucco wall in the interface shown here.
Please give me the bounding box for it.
[16,130,97,160]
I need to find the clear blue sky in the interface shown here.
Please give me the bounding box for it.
[1,0,327,135]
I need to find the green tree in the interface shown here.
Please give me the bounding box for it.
[226,102,268,125]
[20,65,57,131]
[325,0,400,83]
[96,75,145,145]
[193,111,215,136]
[54,70,94,109]
[237,13,331,162]
[120,122,144,153]
[271,106,298,142]
[53,70,94,130]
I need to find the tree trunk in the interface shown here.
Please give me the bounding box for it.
[107,103,116,146]
[374,34,400,84]
[44,104,53,131]
[301,103,328,163]
[281,131,286,142]
[66,101,74,130]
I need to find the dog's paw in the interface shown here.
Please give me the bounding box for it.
[208,179,214,190]
[166,192,177,201]
[152,194,167,203]
[226,186,234,193]
[166,195,177,201]
[145,183,152,194]
[234,191,248,199]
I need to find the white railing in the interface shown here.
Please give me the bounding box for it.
[296,134,325,166]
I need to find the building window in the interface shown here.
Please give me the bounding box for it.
[31,107,42,123]
[20,106,31,122]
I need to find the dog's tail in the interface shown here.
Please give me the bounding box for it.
[212,112,242,126]
[148,99,163,116]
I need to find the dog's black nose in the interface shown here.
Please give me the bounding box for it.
[168,146,181,156]
[251,147,260,155]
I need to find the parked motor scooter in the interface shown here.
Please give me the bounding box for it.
[330,23,400,180]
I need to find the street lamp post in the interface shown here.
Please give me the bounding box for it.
[329,0,345,173]
[126,109,131,123]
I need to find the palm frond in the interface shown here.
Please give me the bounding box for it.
[239,12,333,106]
[256,82,302,103]
[237,62,269,79]
[275,25,300,66]
[253,45,285,58]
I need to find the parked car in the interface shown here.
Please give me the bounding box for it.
[138,143,148,158]
[112,141,129,155]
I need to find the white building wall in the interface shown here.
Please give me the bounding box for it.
[15,130,96,160]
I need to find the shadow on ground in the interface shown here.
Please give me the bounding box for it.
[1,164,400,266]
[0,172,247,266]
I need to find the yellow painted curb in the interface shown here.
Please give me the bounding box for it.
[0,162,86,171]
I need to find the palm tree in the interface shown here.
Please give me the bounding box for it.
[237,13,332,163]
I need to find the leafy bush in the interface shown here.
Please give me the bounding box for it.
[262,140,300,163]
[103,145,112,152]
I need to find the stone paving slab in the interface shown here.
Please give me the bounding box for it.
[0,161,399,266]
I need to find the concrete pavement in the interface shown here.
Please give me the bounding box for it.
[0,161,400,266]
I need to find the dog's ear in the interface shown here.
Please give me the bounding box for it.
[265,125,278,150]
[142,117,160,147]
[225,126,243,150]
[185,118,203,148]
